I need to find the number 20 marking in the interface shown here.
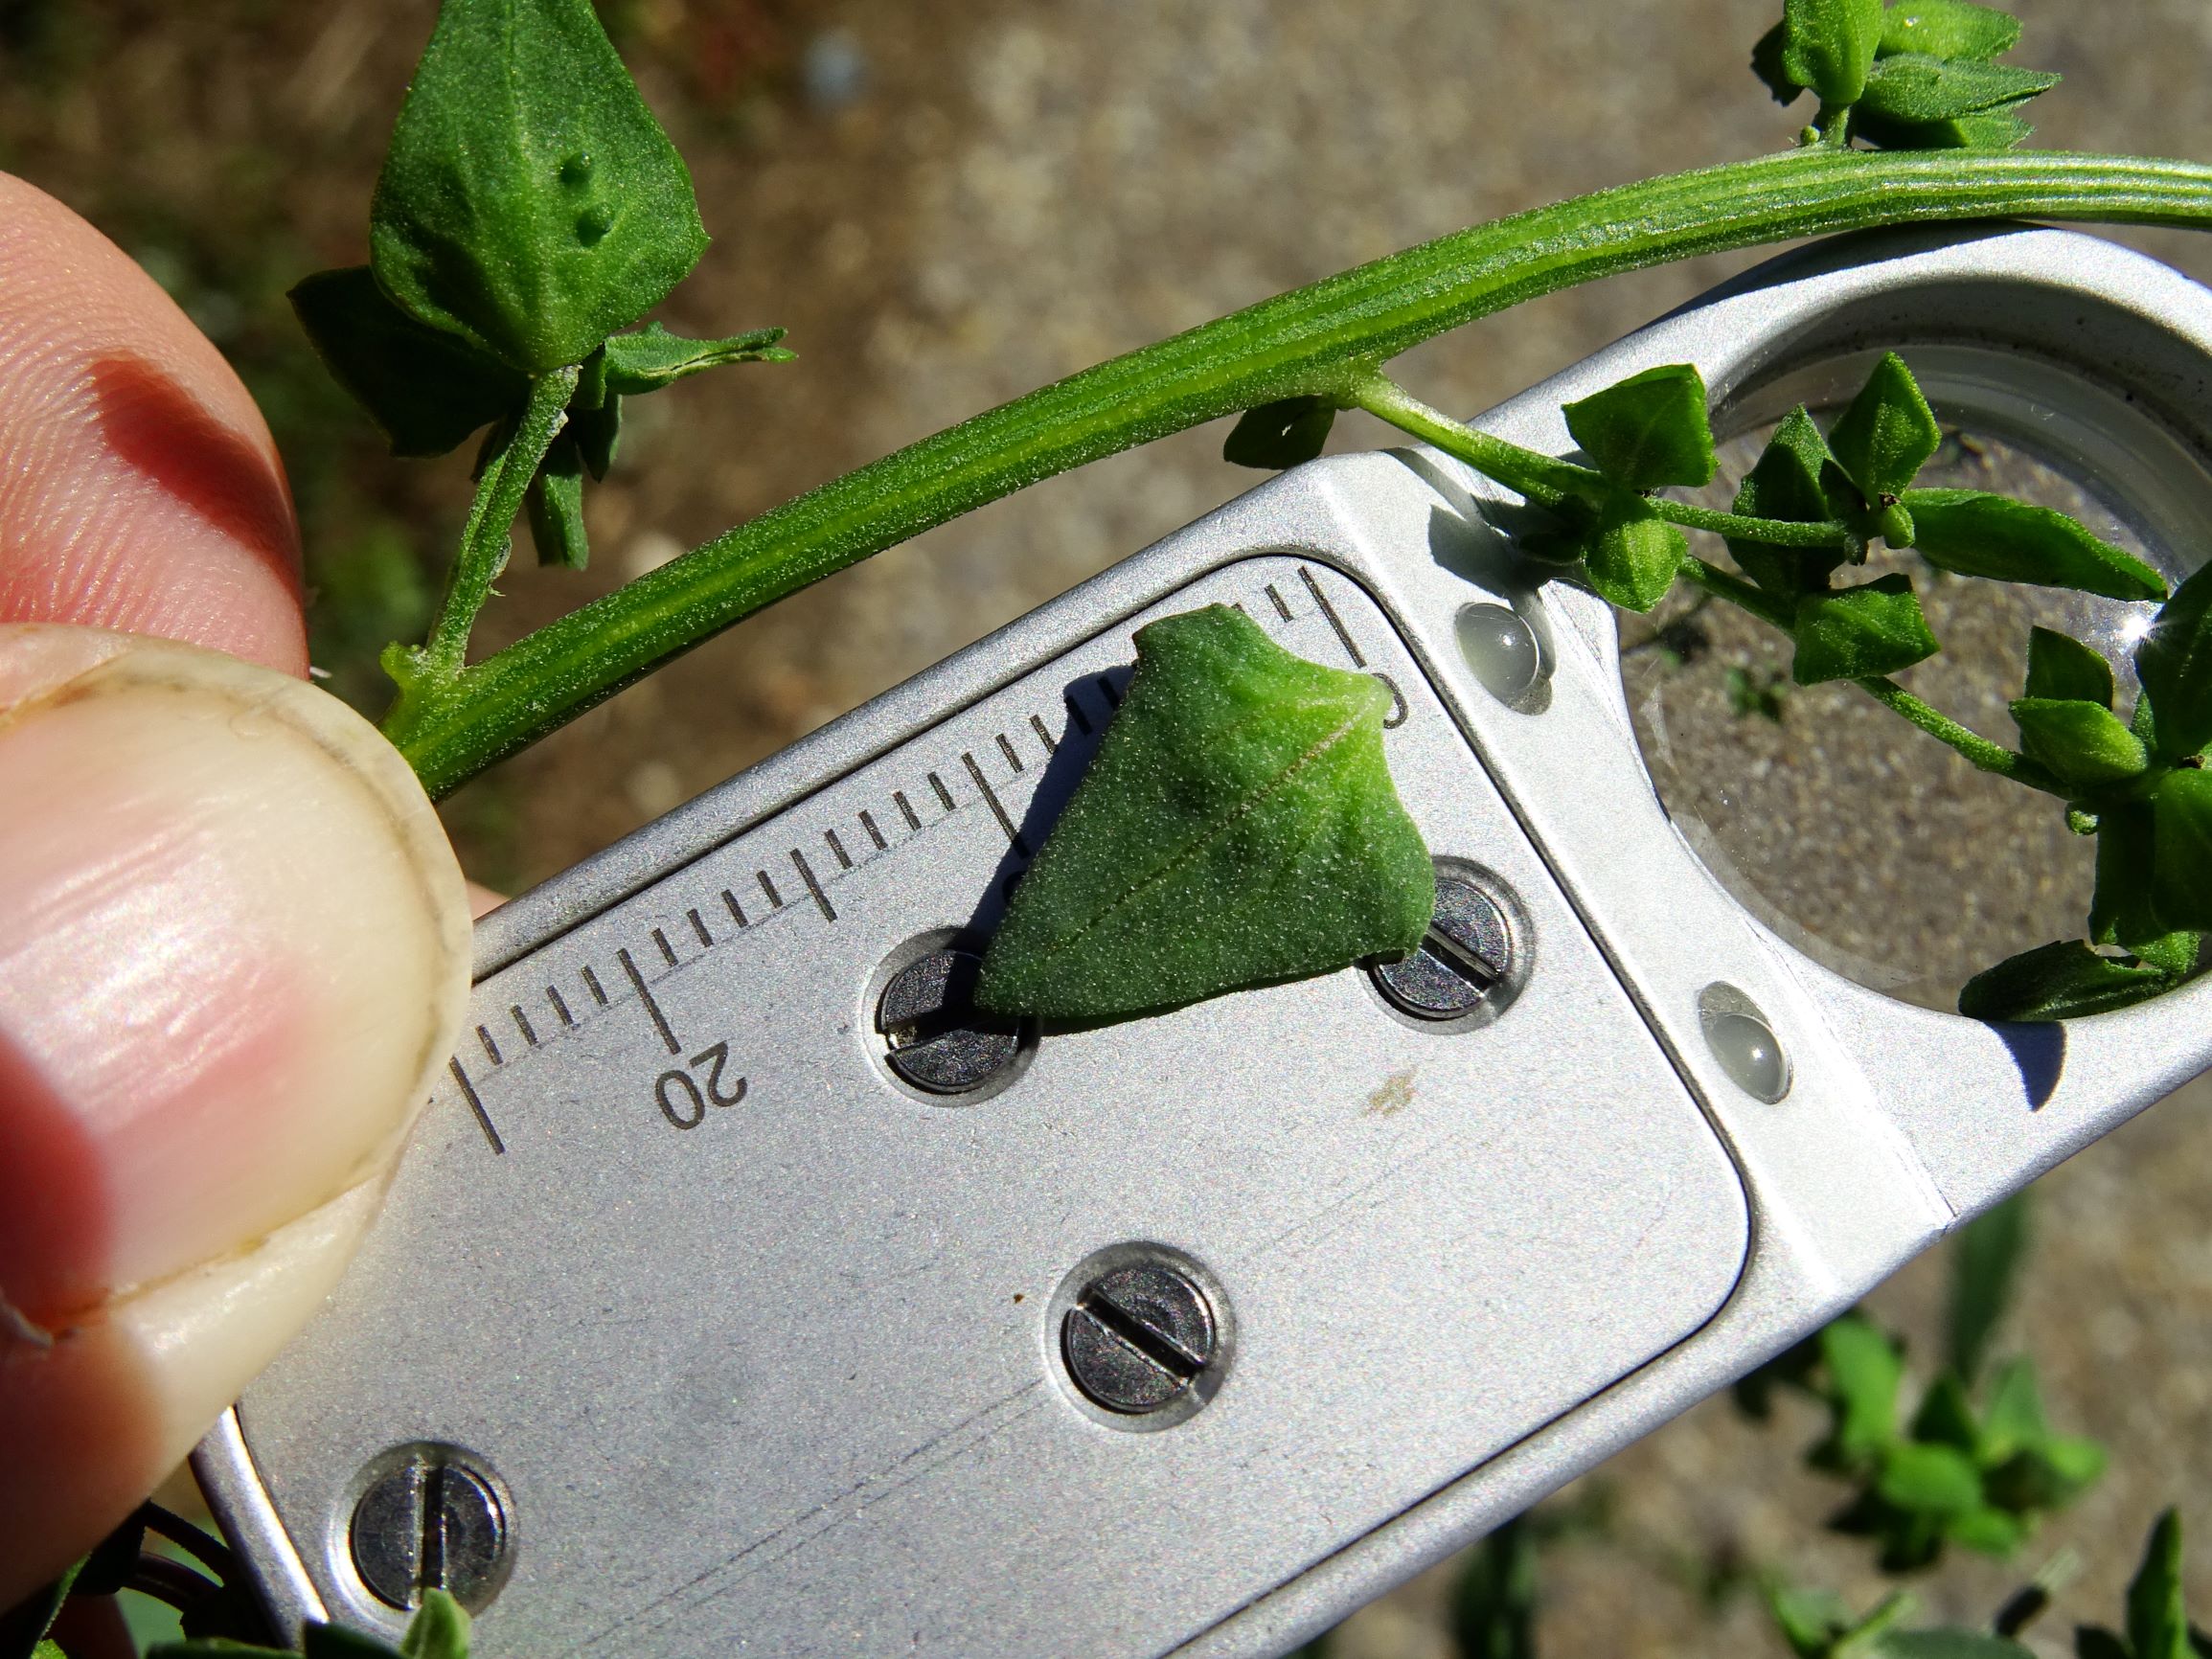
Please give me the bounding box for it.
[654,1040,748,1129]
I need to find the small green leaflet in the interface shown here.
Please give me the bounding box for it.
[1728,406,1846,596]
[1780,0,1885,108]
[1791,575,1939,684]
[2090,802,2162,950]
[1905,490,2166,602]
[2023,625,2114,707]
[1817,1313,1903,1469]
[370,0,709,374]
[2135,560,2212,760]
[975,605,1433,1019]
[1222,396,1336,469]
[2151,768,2212,932]
[399,1590,471,1659]
[1956,938,2174,1020]
[1876,1441,1982,1517]
[1858,55,2057,125]
[527,434,591,569]
[2128,1510,2191,1659]
[289,265,529,458]
[2008,698,2147,787]
[1561,363,1717,491]
[1583,494,1688,613]
[1878,2,2023,60]
[1827,352,1941,507]
[589,323,795,398]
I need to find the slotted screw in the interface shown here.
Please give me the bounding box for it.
[875,947,1020,1095]
[1370,875,1515,1021]
[350,1449,510,1614]
[1061,1260,1219,1416]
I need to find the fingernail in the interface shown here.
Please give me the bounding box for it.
[0,634,469,1328]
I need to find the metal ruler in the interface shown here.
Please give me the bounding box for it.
[200,226,2212,1658]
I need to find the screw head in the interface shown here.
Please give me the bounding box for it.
[1061,1260,1219,1416]
[875,947,1022,1095]
[349,1446,511,1614]
[1371,874,1515,1021]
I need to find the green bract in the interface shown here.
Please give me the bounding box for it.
[2022,625,2114,706]
[1791,575,1939,684]
[1904,490,2166,601]
[1858,55,2058,125]
[1878,1,2022,60]
[2008,698,2147,787]
[1561,363,1717,491]
[1827,352,1941,506]
[370,0,709,375]
[1584,495,1689,613]
[974,605,1434,1019]
[1781,0,1885,109]
[2134,561,2212,760]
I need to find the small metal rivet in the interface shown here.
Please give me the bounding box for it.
[1062,1259,1220,1416]
[876,947,1021,1095]
[349,1447,511,1614]
[1699,984,1790,1102]
[1455,602,1542,705]
[1371,874,1516,1022]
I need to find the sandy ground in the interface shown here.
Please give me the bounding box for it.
[11,0,2212,1651]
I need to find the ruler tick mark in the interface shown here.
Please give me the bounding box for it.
[928,771,956,813]
[449,1059,504,1155]
[547,985,575,1027]
[511,1006,538,1047]
[582,965,609,1007]
[859,809,887,851]
[653,927,678,967]
[1064,693,1093,736]
[894,789,921,830]
[618,947,681,1056]
[1266,582,1293,621]
[995,732,1023,773]
[1299,565,1365,667]
[757,870,784,909]
[476,1025,503,1066]
[790,849,836,922]
[688,908,713,947]
[963,751,1030,856]
[721,889,749,928]
[1029,713,1058,754]
[825,828,853,869]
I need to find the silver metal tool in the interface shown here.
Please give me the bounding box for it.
[197,224,2212,1658]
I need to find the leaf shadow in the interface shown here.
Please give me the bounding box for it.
[1977,1017,2067,1109]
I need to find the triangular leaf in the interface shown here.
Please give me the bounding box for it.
[1910,1372,1981,1455]
[1223,397,1337,470]
[399,1591,470,1659]
[2136,562,2212,760]
[1819,1312,1904,1469]
[1729,408,1851,596]
[2129,1510,2190,1659]
[1828,353,1941,505]
[1958,939,2173,1021]
[1584,493,1689,613]
[597,322,793,395]
[975,605,1434,1018]
[526,432,590,569]
[1905,490,2167,602]
[1782,0,1886,107]
[2152,768,2212,933]
[370,0,710,373]
[1791,574,1939,684]
[1859,53,2057,123]
[1877,2,2024,60]
[1562,363,1717,491]
[290,265,529,458]
[1878,1442,1984,1518]
[1977,1357,2047,1461]
[2009,698,2149,787]
[2026,627,2115,707]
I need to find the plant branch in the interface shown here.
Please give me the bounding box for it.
[383,148,2212,798]
[1854,676,2067,793]
[1678,555,1796,630]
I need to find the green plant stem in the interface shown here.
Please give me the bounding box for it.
[415,367,579,679]
[1349,374,1850,547]
[1679,554,1795,629]
[384,148,2212,798]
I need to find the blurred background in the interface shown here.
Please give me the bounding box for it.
[9,0,2212,1652]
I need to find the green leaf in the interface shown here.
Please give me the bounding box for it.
[1877,1629,2034,1658]
[2130,1510,2191,1659]
[370,0,710,374]
[1857,106,2036,151]
[1782,0,1886,107]
[1820,1313,1904,1469]
[1828,353,1941,505]
[1561,363,1717,491]
[974,605,1434,1018]
[1,1562,80,1659]
[2009,698,2149,787]
[1791,575,1939,685]
[1878,1442,1984,1518]
[1584,494,1689,613]
[1905,490,2167,602]
[1948,1193,2028,1386]
[596,322,793,395]
[2025,627,2115,707]
[1877,2,2024,59]
[399,1591,470,1659]
[1770,1582,1858,1658]
[1753,21,1807,104]
[2137,562,2212,760]
[1223,396,1337,469]
[2092,803,2162,950]
[1859,54,2057,123]
[1448,1517,1536,1659]
[303,1625,411,1659]
[1977,1357,2047,1461]
[1940,1506,2030,1558]
[1729,407,1849,596]
[1957,939,2173,1021]
[1910,1371,1980,1454]
[2152,768,2212,932]
[2131,928,2202,975]
[526,432,590,569]
[289,265,529,457]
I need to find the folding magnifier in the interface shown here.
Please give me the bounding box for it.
[195,224,2212,1659]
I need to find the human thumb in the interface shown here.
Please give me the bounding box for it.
[0,625,470,1606]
